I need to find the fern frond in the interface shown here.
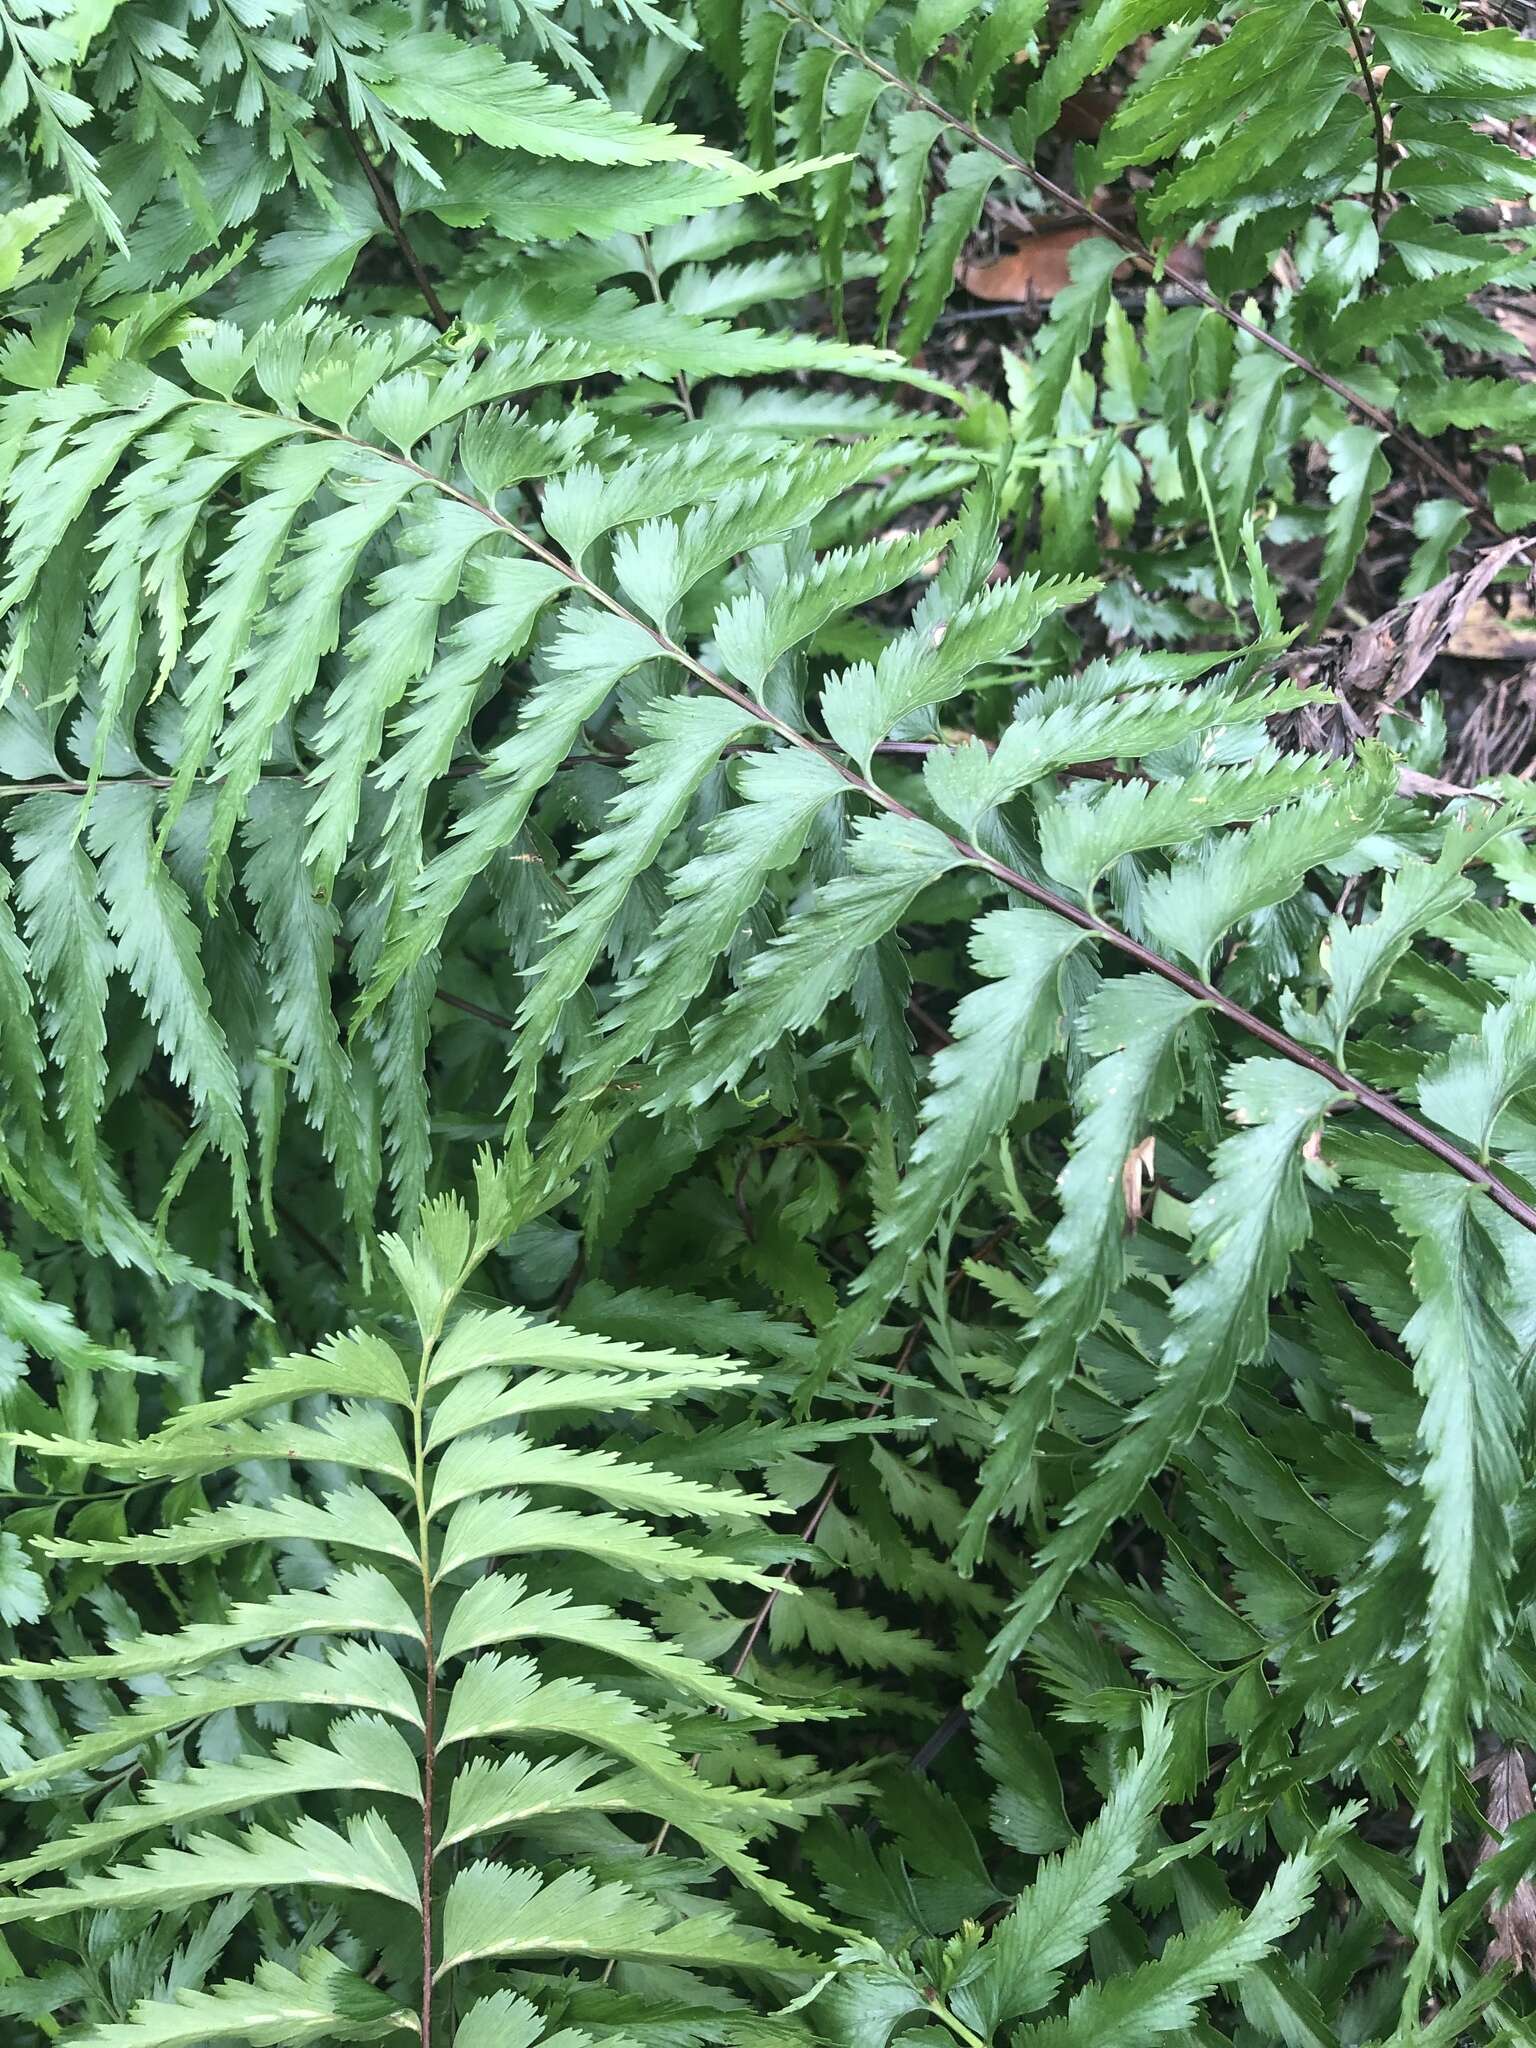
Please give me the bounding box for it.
[0,1159,820,2033]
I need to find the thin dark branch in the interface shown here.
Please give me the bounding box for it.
[630,1227,1025,1896]
[731,1229,1021,1773]
[621,1324,925,1897]
[1334,0,1391,223]
[724,1220,1024,1690]
[768,0,1496,531]
[908,992,956,1051]
[907,1702,971,1775]
[721,1344,912,1675]
[435,988,517,1032]
[328,89,453,334]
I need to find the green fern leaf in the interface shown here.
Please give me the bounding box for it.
[977,1061,1342,1697]
[959,976,1203,1571]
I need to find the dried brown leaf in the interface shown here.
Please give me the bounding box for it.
[1476,1744,1536,1979]
[1121,1135,1156,1233]
[1355,537,1531,704]
[1290,536,1534,759]
[1446,597,1536,661]
[957,226,1120,303]
[1455,664,1536,783]
[956,228,1202,304]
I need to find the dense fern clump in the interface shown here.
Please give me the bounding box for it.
[3,0,1536,2042]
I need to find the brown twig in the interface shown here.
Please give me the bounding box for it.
[434,988,517,1032]
[727,1323,927,1678]
[768,0,1496,532]
[647,1226,1016,1876]
[908,992,956,1051]
[1333,0,1392,224]
[611,1202,1029,1933]
[328,89,453,334]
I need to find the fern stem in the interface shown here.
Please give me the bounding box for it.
[636,231,697,420]
[410,1330,442,2043]
[434,987,516,1031]
[418,1575,437,2044]
[1333,0,1391,224]
[327,88,453,335]
[954,837,1536,1230]
[252,406,1536,1241]
[0,753,1492,808]
[767,0,1497,533]
[924,1996,989,2048]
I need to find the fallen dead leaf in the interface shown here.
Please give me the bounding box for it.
[1460,666,1536,782]
[1291,534,1534,759]
[957,230,1204,304]
[957,226,1123,303]
[1447,597,1536,660]
[1121,1134,1156,1233]
[1476,1744,1536,1979]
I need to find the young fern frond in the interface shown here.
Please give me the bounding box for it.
[0,1154,818,2043]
